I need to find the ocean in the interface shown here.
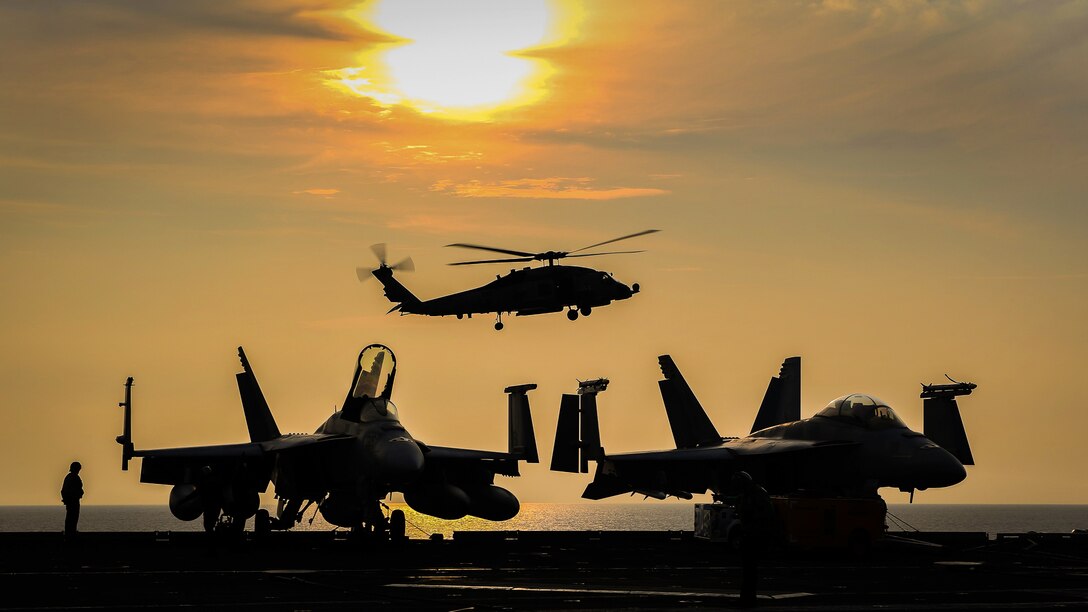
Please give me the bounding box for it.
[2,503,1086,539]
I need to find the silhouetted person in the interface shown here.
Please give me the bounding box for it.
[61,461,83,540]
[734,471,774,607]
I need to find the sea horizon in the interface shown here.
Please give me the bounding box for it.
[4,503,1086,539]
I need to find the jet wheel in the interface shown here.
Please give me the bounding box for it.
[579,305,592,316]
[495,321,504,331]
[567,309,579,321]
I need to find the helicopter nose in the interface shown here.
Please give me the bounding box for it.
[376,437,425,485]
[614,281,636,299]
[915,444,966,489]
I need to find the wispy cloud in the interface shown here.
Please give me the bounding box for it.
[386,213,488,235]
[293,188,340,196]
[430,177,668,200]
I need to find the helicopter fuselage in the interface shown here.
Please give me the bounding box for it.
[385,265,638,319]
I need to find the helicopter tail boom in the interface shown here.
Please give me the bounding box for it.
[371,266,421,310]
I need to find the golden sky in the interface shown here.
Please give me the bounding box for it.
[1,0,1087,506]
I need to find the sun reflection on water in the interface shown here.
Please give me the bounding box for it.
[288,502,693,539]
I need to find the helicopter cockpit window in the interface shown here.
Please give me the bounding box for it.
[352,345,396,400]
[816,394,907,429]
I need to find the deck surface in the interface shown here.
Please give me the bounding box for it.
[2,530,1087,610]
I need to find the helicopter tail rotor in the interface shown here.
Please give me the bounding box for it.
[359,244,414,282]
[371,243,388,266]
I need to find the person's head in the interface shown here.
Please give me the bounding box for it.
[70,461,81,474]
[731,470,753,491]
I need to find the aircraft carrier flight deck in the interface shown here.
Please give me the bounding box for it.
[3,529,1087,610]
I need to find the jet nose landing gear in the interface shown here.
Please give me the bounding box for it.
[495,312,504,331]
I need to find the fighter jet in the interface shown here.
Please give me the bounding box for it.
[115,344,539,537]
[551,355,975,501]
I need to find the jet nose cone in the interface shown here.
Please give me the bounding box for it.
[917,445,967,489]
[377,438,425,485]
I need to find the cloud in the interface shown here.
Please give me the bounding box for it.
[430,177,668,200]
[0,0,383,43]
[386,213,487,235]
[293,188,340,196]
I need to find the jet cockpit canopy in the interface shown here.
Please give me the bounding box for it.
[352,344,396,400]
[816,394,907,430]
[341,344,398,422]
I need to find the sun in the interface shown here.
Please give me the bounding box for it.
[335,0,576,120]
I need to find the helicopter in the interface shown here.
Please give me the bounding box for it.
[358,230,658,330]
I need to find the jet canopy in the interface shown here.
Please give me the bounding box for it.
[341,345,399,423]
[352,345,396,400]
[816,394,907,430]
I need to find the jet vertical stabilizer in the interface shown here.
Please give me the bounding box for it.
[658,355,720,448]
[504,384,539,463]
[922,380,976,465]
[236,347,281,443]
[751,356,801,433]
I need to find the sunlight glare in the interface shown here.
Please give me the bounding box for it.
[337,0,571,120]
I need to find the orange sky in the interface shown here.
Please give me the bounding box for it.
[1,0,1087,507]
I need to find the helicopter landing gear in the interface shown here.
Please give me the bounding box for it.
[579,305,592,317]
[567,309,579,321]
[495,313,504,331]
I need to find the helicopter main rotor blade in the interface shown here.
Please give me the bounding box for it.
[446,243,536,258]
[563,250,646,259]
[448,256,537,266]
[568,229,660,254]
[370,243,388,266]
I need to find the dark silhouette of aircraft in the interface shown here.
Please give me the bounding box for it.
[358,230,658,330]
[115,344,538,537]
[551,355,975,501]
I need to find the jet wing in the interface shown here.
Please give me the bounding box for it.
[582,438,860,500]
[418,384,539,478]
[725,437,857,455]
[601,438,856,462]
[424,445,526,477]
[136,433,353,486]
[602,446,736,462]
